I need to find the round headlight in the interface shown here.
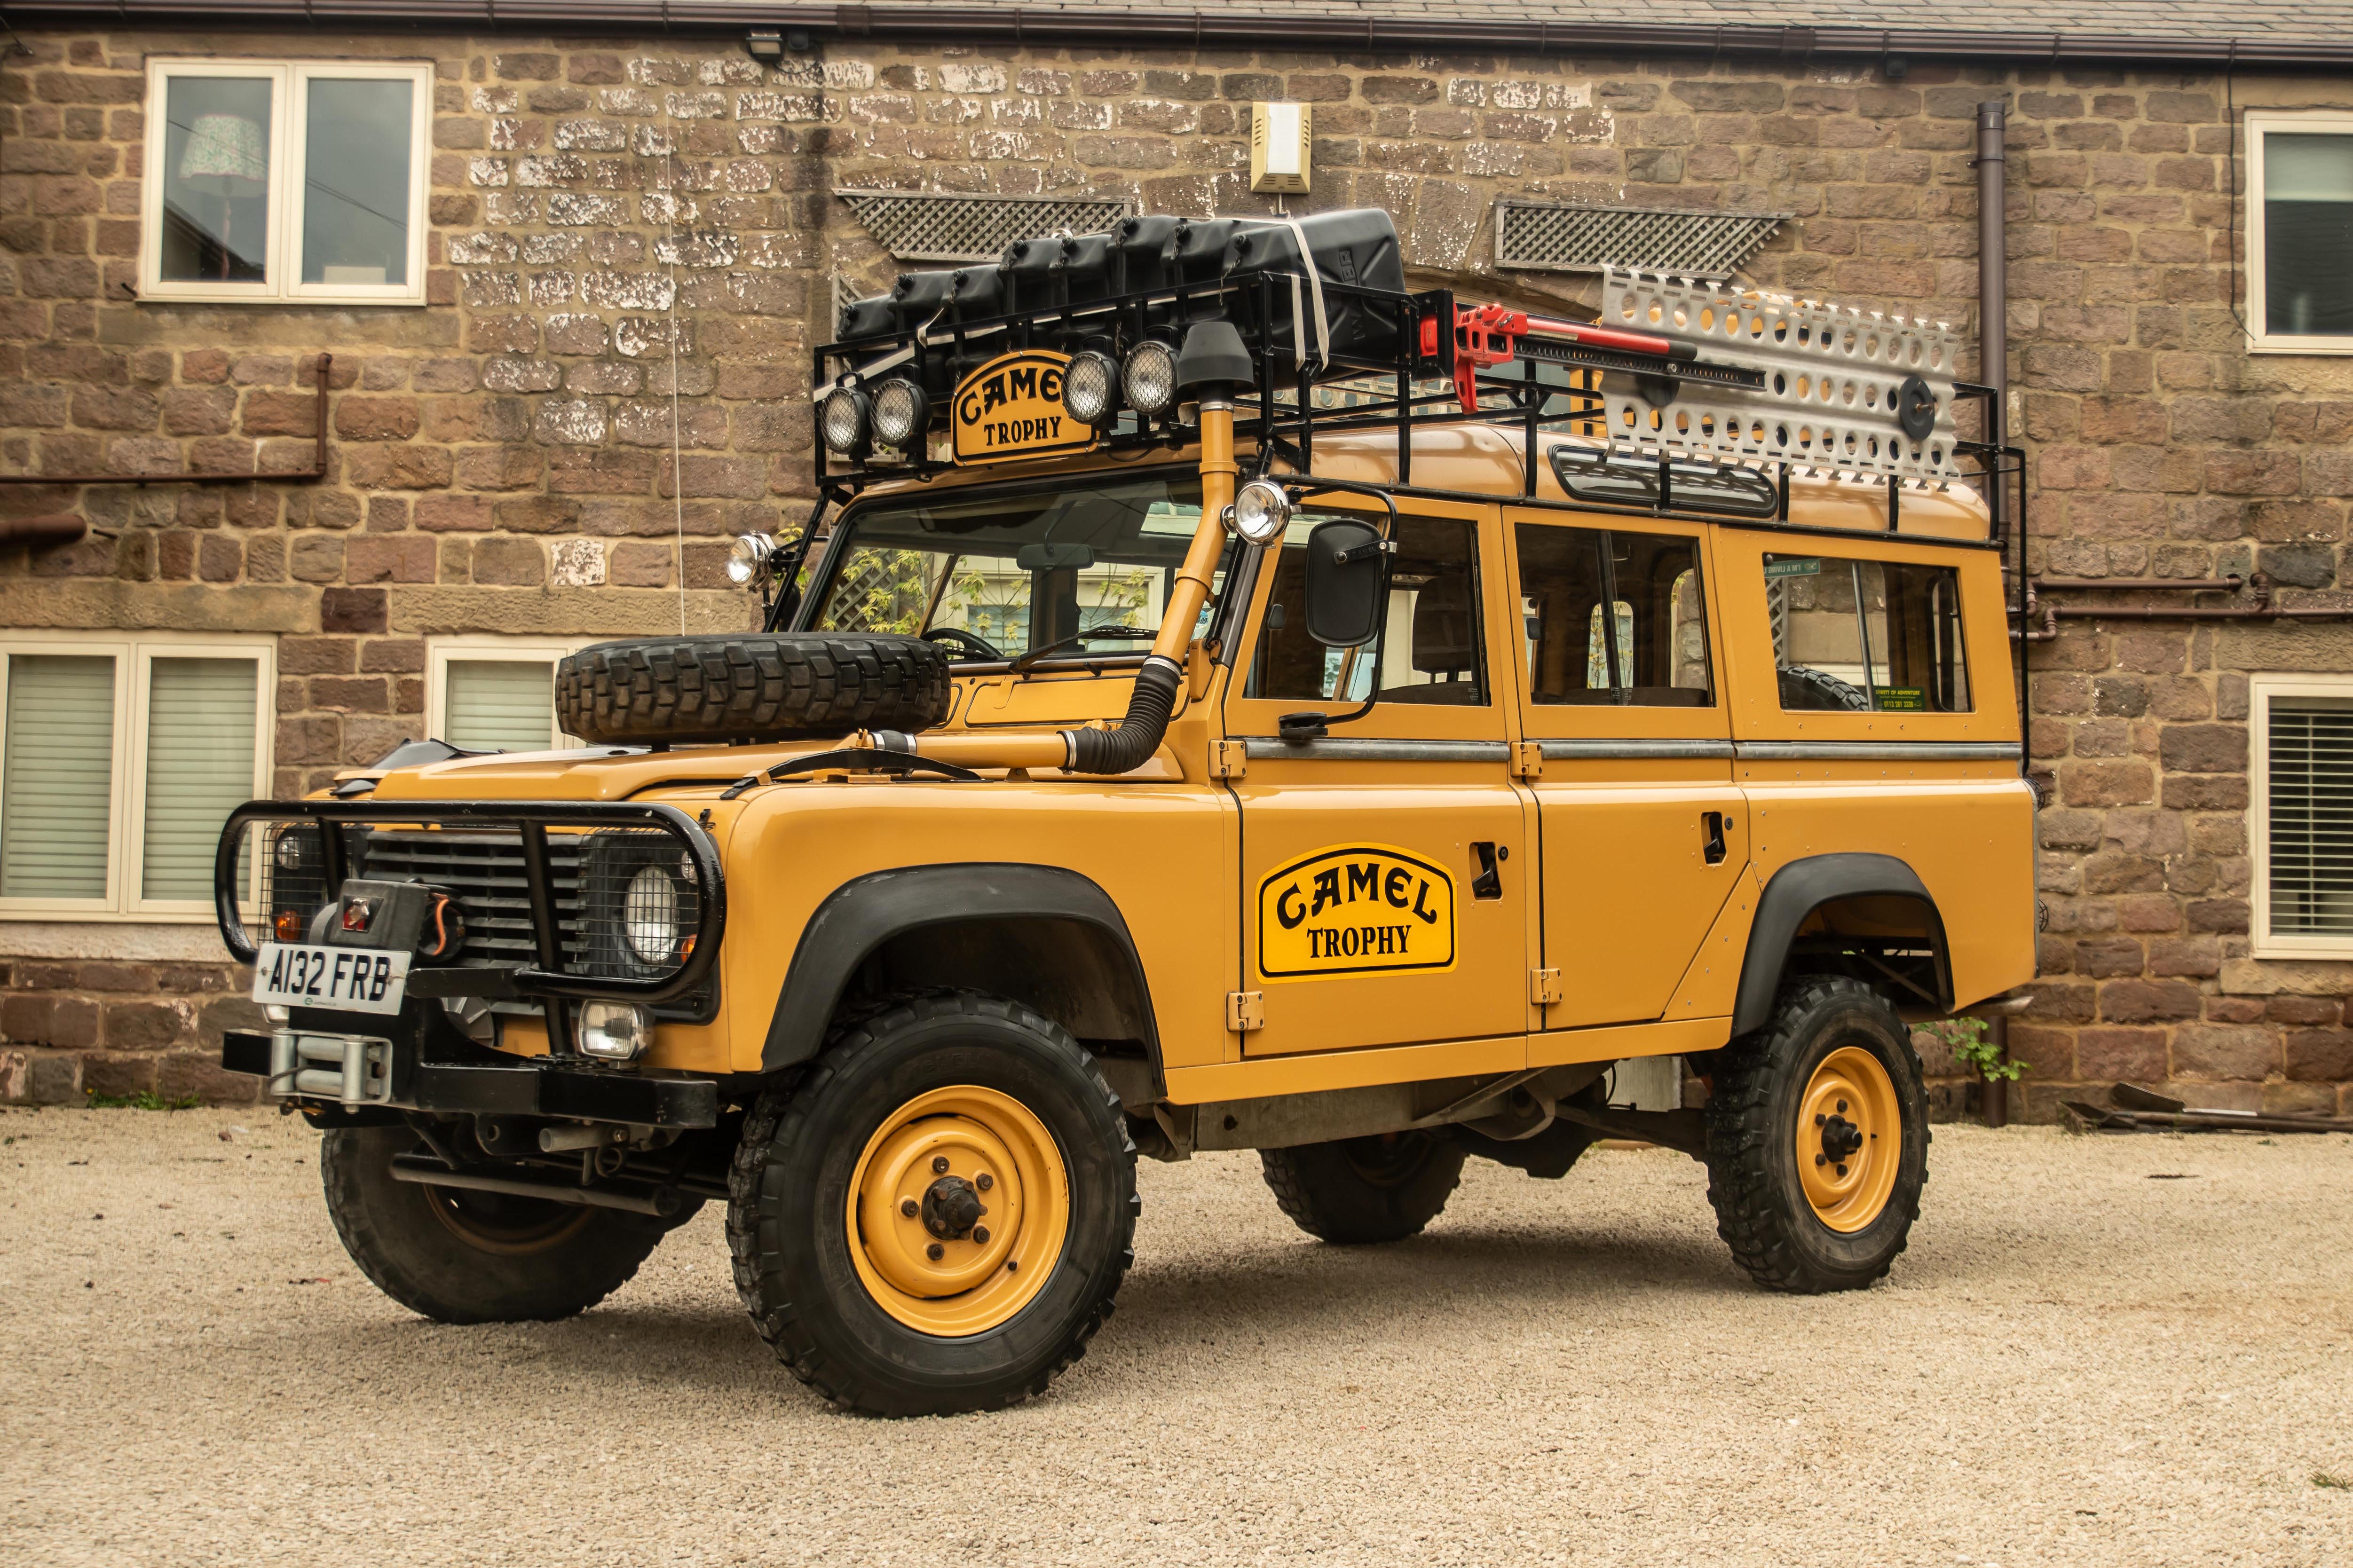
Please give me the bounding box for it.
[623,864,681,965]
[1062,350,1118,426]
[1122,339,1177,416]
[870,377,930,449]
[273,832,306,872]
[725,533,776,586]
[821,386,870,454]
[1230,479,1294,546]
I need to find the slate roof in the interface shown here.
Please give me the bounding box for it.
[15,0,2353,64]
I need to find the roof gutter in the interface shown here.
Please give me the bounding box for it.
[3,4,2346,71]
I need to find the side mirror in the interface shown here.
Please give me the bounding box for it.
[1303,518,1388,647]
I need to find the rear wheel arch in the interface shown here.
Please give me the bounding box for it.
[761,863,1161,1084]
[1730,853,1951,1038]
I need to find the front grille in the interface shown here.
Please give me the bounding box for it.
[257,825,703,997]
[360,830,586,966]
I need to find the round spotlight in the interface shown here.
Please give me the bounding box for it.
[1230,479,1293,546]
[1062,350,1118,426]
[725,533,776,586]
[870,377,930,449]
[821,386,870,454]
[1122,339,1177,416]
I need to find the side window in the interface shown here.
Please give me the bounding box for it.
[1249,515,1487,707]
[1766,555,1971,713]
[1516,523,1713,707]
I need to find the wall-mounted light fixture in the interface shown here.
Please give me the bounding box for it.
[1250,102,1312,196]
[745,28,785,63]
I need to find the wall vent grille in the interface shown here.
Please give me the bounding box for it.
[1495,199,1791,280]
[837,189,1135,263]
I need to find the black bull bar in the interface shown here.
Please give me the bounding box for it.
[213,800,729,1035]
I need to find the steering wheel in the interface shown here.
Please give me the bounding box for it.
[923,627,1005,662]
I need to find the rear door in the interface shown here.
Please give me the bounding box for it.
[1225,499,1530,1056]
[1503,509,1749,1030]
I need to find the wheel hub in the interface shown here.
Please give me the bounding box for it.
[1796,1047,1902,1233]
[846,1085,1070,1338]
[921,1174,986,1239]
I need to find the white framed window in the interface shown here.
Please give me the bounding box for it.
[140,58,432,307]
[0,632,275,922]
[2251,673,2353,959]
[2246,112,2353,355]
[426,640,590,756]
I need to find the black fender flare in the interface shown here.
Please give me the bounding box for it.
[1729,853,1951,1038]
[760,862,1158,1075]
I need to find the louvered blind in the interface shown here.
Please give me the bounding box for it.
[1,654,116,899]
[2268,698,2353,937]
[445,660,556,754]
[141,657,260,903]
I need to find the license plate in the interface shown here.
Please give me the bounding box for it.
[252,943,411,1015]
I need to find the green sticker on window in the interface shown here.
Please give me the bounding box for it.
[1874,687,1926,711]
[1763,558,1820,579]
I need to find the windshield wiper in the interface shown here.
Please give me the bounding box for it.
[1008,626,1154,673]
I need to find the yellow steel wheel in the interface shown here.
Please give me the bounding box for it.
[1796,1045,1902,1232]
[845,1085,1069,1337]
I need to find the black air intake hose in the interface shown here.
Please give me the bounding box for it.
[1063,655,1184,775]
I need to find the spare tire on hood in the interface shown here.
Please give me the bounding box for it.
[556,634,952,746]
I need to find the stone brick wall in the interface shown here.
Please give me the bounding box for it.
[0,27,2348,1112]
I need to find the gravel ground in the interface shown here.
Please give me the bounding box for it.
[2,1108,2349,1567]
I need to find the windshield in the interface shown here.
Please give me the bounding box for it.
[807,473,1232,664]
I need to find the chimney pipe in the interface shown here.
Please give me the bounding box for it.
[1976,100,2008,439]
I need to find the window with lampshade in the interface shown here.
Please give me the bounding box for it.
[140,59,432,306]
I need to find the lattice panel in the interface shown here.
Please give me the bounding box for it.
[837,189,1134,263]
[1496,199,1790,281]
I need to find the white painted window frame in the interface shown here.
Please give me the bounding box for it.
[2249,671,2353,960]
[0,631,276,924]
[140,57,432,307]
[2244,110,2353,356]
[425,638,593,754]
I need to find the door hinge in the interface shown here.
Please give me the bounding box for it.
[1210,738,1247,780]
[1226,990,1264,1032]
[1529,968,1562,1005]
[1511,741,1542,780]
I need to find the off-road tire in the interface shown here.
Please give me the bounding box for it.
[1701,976,1929,1293]
[556,633,952,746]
[1776,664,1872,712]
[726,990,1138,1417]
[1260,1130,1466,1244]
[321,1124,671,1323]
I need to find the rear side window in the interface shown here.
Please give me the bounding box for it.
[1765,554,1971,713]
[1515,522,1712,707]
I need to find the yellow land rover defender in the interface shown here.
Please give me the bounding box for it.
[215,209,2034,1416]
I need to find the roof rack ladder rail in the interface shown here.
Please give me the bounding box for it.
[516,820,575,1055]
[1523,358,1540,500]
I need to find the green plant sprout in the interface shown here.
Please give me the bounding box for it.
[1922,1016,2023,1083]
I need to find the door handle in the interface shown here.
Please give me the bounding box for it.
[1701,811,1728,866]
[1470,841,1504,900]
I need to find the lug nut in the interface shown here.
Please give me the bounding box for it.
[901,1198,919,1218]
[932,1156,950,1174]
[976,1173,994,1191]
[972,1225,991,1244]
[1006,1258,1018,1272]
[1837,1100,1848,1114]
[926,1242,944,1261]
[1835,1164,1849,1178]
[1815,1153,1827,1167]
[1814,1113,1826,1127]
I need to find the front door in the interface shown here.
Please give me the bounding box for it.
[1226,501,1530,1057]
[1504,509,1749,1030]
